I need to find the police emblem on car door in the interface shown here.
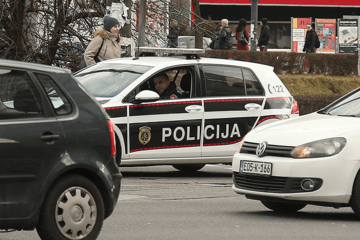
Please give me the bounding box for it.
[139,126,151,145]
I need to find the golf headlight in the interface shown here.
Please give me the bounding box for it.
[290,137,346,158]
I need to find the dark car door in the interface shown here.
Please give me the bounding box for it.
[0,69,66,218]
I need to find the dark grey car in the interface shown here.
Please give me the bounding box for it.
[0,59,121,240]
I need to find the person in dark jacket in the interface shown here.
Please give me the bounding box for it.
[210,23,222,50]
[167,21,180,48]
[218,19,232,50]
[303,23,317,73]
[303,24,316,53]
[257,18,270,52]
[154,73,182,100]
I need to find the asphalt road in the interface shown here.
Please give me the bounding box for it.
[4,164,360,240]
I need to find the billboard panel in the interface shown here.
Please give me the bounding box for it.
[315,19,336,53]
[291,18,311,53]
[338,19,358,53]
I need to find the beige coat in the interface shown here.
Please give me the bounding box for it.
[84,30,122,66]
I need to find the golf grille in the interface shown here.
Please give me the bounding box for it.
[240,142,294,157]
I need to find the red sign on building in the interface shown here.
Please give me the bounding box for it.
[297,18,312,28]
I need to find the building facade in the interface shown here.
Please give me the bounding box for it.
[198,0,360,49]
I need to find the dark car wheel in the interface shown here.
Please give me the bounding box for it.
[261,200,306,212]
[350,171,360,218]
[36,175,105,240]
[172,164,205,172]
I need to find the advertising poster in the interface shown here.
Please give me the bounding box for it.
[315,19,336,53]
[291,18,312,53]
[338,19,358,53]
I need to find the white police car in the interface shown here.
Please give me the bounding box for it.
[232,87,360,217]
[75,47,298,172]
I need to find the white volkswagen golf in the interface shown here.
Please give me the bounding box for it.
[75,48,298,172]
[232,86,360,217]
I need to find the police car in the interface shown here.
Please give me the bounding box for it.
[75,47,298,172]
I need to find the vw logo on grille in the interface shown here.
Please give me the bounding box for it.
[256,141,268,157]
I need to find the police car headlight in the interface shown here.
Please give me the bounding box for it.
[238,139,245,152]
[290,137,346,158]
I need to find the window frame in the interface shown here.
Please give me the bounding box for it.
[122,65,200,103]
[200,64,265,98]
[0,68,46,120]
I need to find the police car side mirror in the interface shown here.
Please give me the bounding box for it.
[131,90,160,103]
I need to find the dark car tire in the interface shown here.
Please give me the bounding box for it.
[350,172,360,218]
[261,200,306,212]
[36,175,105,240]
[172,164,205,172]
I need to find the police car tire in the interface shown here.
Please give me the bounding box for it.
[260,200,306,212]
[172,164,205,172]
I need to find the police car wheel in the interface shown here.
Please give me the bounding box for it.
[172,164,205,172]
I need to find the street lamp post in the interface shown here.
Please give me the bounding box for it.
[250,0,259,51]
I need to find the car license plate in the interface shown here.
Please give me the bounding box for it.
[240,160,272,176]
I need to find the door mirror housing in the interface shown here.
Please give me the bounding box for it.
[131,90,160,103]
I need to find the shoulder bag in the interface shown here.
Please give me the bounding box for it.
[238,31,248,45]
[78,38,105,70]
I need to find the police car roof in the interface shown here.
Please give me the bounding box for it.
[101,56,274,72]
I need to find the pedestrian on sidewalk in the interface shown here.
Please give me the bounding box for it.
[236,18,249,51]
[218,19,232,50]
[84,16,122,66]
[303,23,317,73]
[257,18,270,52]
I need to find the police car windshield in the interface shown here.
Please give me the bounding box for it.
[75,64,153,98]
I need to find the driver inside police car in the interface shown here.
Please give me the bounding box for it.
[153,73,182,100]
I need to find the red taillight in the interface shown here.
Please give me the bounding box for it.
[107,120,116,157]
[291,100,299,114]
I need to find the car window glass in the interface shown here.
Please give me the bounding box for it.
[124,68,193,102]
[0,69,44,120]
[203,65,246,97]
[75,64,153,98]
[322,89,360,116]
[35,73,72,116]
[242,69,264,96]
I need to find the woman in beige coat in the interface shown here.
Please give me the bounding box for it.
[84,16,122,66]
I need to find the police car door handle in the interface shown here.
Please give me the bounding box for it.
[245,103,261,111]
[185,105,203,112]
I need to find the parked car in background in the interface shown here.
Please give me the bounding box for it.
[75,47,298,172]
[178,36,212,50]
[232,86,360,218]
[0,59,121,240]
